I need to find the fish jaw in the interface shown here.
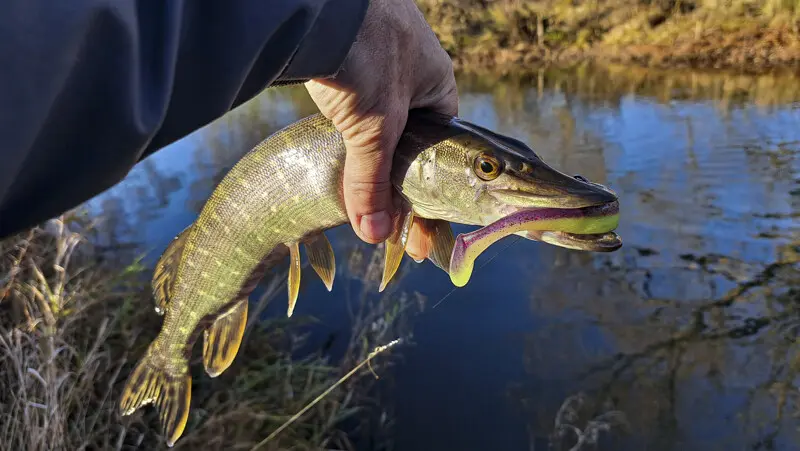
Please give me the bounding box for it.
[448,200,620,287]
[517,230,622,252]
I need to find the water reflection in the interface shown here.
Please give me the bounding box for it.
[84,64,799,450]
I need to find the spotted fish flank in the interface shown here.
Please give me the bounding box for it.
[119,109,622,446]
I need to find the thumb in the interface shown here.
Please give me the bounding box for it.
[340,109,407,244]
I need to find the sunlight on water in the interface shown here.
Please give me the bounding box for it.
[86,63,800,451]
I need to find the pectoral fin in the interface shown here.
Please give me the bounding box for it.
[303,233,336,291]
[202,299,249,378]
[152,224,192,315]
[404,218,455,273]
[379,207,414,292]
[287,242,301,317]
[424,219,456,272]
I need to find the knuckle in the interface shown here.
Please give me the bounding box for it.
[341,108,406,153]
[347,178,393,195]
[341,114,387,143]
[346,179,394,205]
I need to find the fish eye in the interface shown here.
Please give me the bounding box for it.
[473,153,503,181]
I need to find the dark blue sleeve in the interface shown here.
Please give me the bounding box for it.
[0,0,368,239]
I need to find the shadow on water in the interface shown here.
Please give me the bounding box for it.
[85,62,800,450]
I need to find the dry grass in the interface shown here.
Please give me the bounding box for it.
[0,211,414,450]
[416,0,800,73]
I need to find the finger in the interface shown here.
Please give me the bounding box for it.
[340,108,408,244]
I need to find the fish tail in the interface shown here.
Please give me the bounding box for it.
[119,344,192,447]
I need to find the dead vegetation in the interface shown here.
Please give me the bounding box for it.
[417,0,800,74]
[0,212,414,450]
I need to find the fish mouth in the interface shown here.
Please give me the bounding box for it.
[491,173,621,252]
[488,171,620,210]
[523,229,622,252]
[489,187,617,210]
[448,189,621,287]
[512,200,622,253]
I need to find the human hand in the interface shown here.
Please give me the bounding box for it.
[305,0,458,256]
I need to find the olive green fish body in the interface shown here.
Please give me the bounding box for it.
[162,114,350,348]
[119,109,623,447]
[119,114,353,446]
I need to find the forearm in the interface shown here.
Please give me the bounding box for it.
[0,0,368,239]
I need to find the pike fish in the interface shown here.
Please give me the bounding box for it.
[119,109,622,446]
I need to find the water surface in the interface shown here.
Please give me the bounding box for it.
[87,63,800,451]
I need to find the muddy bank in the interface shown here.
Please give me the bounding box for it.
[417,0,800,74]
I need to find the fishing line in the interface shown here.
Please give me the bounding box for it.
[251,338,403,450]
[252,236,520,446]
[431,235,522,309]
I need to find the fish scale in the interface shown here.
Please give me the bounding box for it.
[118,109,622,447]
[168,117,343,336]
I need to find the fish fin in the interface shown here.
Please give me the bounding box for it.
[379,207,414,292]
[303,233,336,291]
[152,225,192,315]
[426,219,456,273]
[202,299,248,378]
[119,349,191,448]
[287,242,301,317]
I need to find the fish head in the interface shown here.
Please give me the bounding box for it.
[393,110,622,255]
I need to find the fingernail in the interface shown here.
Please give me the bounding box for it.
[360,211,391,242]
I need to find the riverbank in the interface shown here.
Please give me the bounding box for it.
[417,0,800,74]
[0,213,408,450]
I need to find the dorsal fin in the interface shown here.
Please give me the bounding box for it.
[152,224,193,315]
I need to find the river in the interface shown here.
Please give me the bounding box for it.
[86,63,800,451]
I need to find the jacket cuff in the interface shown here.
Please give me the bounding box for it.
[274,0,370,84]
